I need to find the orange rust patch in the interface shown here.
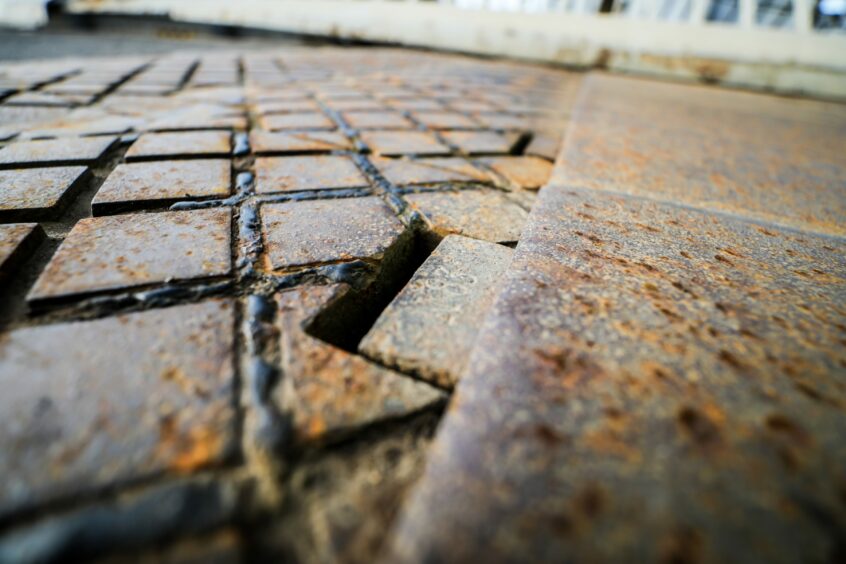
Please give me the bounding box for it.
[639,53,731,82]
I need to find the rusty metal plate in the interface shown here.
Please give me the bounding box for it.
[259,112,335,131]
[249,130,352,154]
[479,156,554,190]
[316,88,370,100]
[18,112,142,140]
[324,98,387,112]
[146,529,243,563]
[373,157,489,186]
[249,89,311,102]
[0,223,44,280]
[42,82,110,96]
[125,131,231,161]
[276,285,445,444]
[386,98,445,111]
[360,235,512,389]
[360,130,449,157]
[147,113,247,133]
[114,84,176,96]
[525,132,561,160]
[441,130,520,154]
[261,197,405,269]
[254,99,320,115]
[176,86,246,106]
[29,208,232,302]
[92,160,231,213]
[342,111,413,130]
[0,166,88,220]
[412,111,480,130]
[0,137,116,168]
[254,156,368,194]
[473,112,533,130]
[388,186,846,563]
[559,74,846,236]
[449,100,500,113]
[3,91,77,108]
[0,300,236,520]
[405,188,528,243]
[0,106,70,129]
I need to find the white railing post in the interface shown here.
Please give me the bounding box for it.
[793,0,812,32]
[573,0,584,13]
[739,0,756,28]
[690,0,710,23]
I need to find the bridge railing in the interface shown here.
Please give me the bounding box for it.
[53,0,846,98]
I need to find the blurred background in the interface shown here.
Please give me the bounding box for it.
[0,0,844,96]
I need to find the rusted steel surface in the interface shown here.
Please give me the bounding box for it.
[316,89,370,100]
[560,74,846,237]
[3,35,841,564]
[441,130,520,155]
[254,99,321,115]
[0,300,236,519]
[261,197,405,269]
[0,477,242,563]
[360,130,450,157]
[147,110,246,133]
[480,155,553,190]
[411,111,481,130]
[525,132,561,160]
[405,188,529,244]
[29,208,232,301]
[0,166,88,220]
[250,90,310,102]
[126,529,243,563]
[0,106,70,129]
[325,97,386,111]
[259,112,335,131]
[360,235,513,389]
[276,285,445,444]
[0,223,43,280]
[0,136,116,168]
[373,157,490,186]
[249,130,352,154]
[92,160,231,212]
[342,111,414,130]
[14,45,804,563]
[3,91,79,108]
[179,86,246,106]
[125,131,231,161]
[387,98,444,111]
[254,155,368,194]
[473,112,533,130]
[450,100,499,113]
[387,185,846,562]
[20,114,141,140]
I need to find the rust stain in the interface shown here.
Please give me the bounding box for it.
[639,53,731,82]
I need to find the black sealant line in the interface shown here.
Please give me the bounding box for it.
[169,170,255,211]
[313,95,370,154]
[242,294,290,455]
